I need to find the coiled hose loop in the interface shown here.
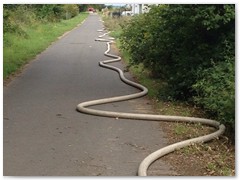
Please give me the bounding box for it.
[77,29,225,176]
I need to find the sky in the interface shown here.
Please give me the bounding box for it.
[104,4,127,7]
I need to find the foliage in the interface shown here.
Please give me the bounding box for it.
[102,16,131,38]
[193,59,235,129]
[3,5,36,36]
[120,4,235,132]
[63,4,79,19]
[33,4,65,22]
[3,4,81,46]
[3,4,80,34]
[3,4,105,34]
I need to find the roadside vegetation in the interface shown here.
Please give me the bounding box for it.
[104,4,235,139]
[102,4,235,176]
[3,4,88,79]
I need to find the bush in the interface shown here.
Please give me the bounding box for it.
[63,4,79,19]
[192,40,235,131]
[3,4,80,29]
[121,5,234,99]
[3,4,81,39]
[120,4,235,133]
[3,5,36,36]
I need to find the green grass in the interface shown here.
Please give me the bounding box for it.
[174,124,189,135]
[3,13,89,79]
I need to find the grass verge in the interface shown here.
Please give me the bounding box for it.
[3,13,89,79]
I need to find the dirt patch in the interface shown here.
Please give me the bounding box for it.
[151,99,235,176]
[159,121,235,176]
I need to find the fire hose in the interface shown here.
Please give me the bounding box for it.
[77,29,225,176]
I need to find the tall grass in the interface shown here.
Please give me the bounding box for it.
[102,16,131,39]
[3,13,88,79]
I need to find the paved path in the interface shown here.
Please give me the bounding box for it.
[3,14,177,176]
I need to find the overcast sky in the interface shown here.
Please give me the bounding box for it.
[104,4,127,7]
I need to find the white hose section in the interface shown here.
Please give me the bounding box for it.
[77,29,226,176]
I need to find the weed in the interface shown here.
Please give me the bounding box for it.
[174,124,189,135]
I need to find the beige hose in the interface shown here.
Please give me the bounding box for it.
[77,29,225,176]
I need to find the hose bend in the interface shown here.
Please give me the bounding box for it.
[77,28,225,176]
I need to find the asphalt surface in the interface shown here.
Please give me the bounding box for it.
[3,14,177,176]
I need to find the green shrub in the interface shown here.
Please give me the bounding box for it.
[63,4,79,19]
[120,5,235,100]
[119,4,235,133]
[3,6,33,36]
[33,4,64,22]
[193,48,235,131]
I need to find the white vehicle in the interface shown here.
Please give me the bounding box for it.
[121,11,133,16]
